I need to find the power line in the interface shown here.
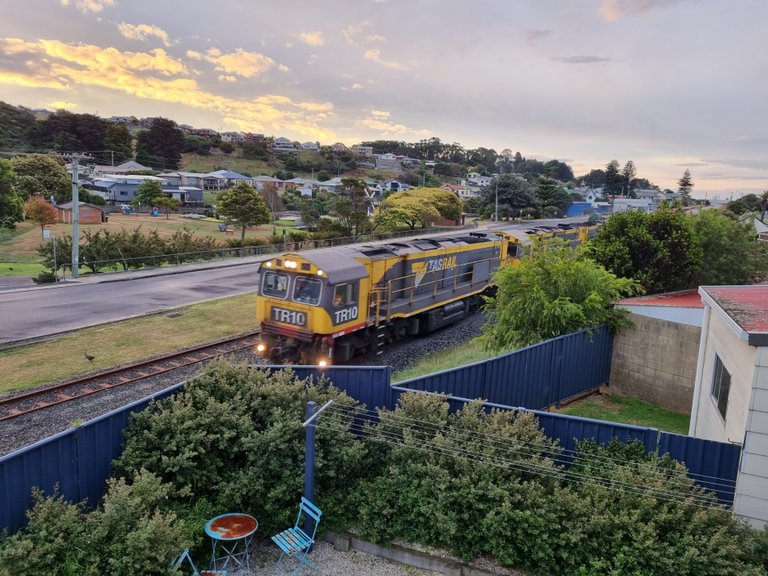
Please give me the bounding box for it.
[324,404,735,489]
[319,406,735,498]
[317,416,724,508]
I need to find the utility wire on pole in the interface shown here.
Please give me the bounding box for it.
[61,152,93,279]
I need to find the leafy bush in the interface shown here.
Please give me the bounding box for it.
[0,471,186,576]
[113,361,369,534]
[6,363,766,575]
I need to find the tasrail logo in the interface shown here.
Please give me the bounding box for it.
[412,255,457,286]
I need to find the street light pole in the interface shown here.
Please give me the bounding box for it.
[71,156,80,278]
[494,179,499,223]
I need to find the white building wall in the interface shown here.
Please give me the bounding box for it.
[734,347,768,528]
[692,310,755,443]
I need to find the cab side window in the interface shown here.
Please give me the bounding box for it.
[333,283,356,307]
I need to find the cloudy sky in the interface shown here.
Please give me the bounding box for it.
[1,0,766,197]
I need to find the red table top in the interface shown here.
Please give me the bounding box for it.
[206,513,258,540]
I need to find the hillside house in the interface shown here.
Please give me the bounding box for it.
[465,172,493,188]
[301,141,319,151]
[273,137,297,153]
[87,174,167,203]
[221,131,245,143]
[92,160,153,176]
[351,145,373,157]
[612,198,653,213]
[441,183,480,200]
[689,285,768,528]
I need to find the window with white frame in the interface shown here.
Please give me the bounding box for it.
[711,354,731,420]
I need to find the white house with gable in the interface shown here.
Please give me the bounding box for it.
[689,285,768,528]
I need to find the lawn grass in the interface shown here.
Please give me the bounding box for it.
[558,393,690,434]
[0,215,278,276]
[392,337,496,383]
[0,292,258,394]
[0,262,45,276]
[391,335,690,434]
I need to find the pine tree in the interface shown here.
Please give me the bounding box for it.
[678,169,694,205]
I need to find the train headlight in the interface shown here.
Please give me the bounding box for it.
[265,261,272,268]
[285,260,297,269]
[316,269,324,276]
[318,359,328,367]
[256,343,266,353]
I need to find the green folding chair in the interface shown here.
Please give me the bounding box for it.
[172,548,227,576]
[271,497,323,574]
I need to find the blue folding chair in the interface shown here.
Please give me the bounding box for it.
[172,548,227,576]
[271,497,323,574]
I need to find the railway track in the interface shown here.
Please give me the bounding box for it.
[0,331,261,422]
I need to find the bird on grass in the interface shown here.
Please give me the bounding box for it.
[84,352,96,363]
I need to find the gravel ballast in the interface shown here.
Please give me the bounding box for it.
[0,314,484,457]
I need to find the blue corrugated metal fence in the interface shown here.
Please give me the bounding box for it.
[395,326,613,410]
[0,332,741,534]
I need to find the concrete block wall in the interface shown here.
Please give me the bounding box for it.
[610,314,700,414]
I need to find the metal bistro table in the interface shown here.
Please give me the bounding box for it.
[205,512,258,570]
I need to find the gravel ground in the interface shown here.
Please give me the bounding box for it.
[0,314,484,457]
[229,537,439,576]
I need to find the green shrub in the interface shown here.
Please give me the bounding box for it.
[0,489,88,575]
[113,361,368,534]
[0,471,186,576]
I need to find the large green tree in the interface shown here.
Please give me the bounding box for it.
[536,177,572,215]
[603,160,623,196]
[481,175,539,220]
[588,208,702,293]
[333,178,371,237]
[133,180,165,207]
[135,118,184,170]
[217,182,271,239]
[760,190,768,223]
[678,169,694,205]
[411,187,464,221]
[0,159,23,228]
[622,161,636,196]
[482,241,640,352]
[35,109,108,152]
[11,154,71,202]
[0,101,37,149]
[375,192,441,230]
[691,209,768,285]
[103,123,133,165]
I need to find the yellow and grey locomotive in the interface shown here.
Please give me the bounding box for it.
[255,223,596,364]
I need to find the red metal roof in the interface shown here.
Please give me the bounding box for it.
[617,289,703,308]
[703,286,768,338]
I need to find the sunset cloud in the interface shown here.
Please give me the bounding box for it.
[599,0,693,21]
[60,0,115,13]
[356,112,428,137]
[299,32,325,47]
[117,23,171,47]
[204,47,275,78]
[0,36,334,139]
[342,21,386,45]
[363,49,407,70]
[0,38,187,75]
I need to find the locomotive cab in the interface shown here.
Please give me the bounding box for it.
[255,250,369,364]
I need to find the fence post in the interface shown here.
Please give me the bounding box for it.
[304,401,316,509]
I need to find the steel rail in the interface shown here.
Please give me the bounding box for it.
[0,330,261,421]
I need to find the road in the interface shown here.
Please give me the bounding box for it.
[0,262,263,344]
[0,218,590,344]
